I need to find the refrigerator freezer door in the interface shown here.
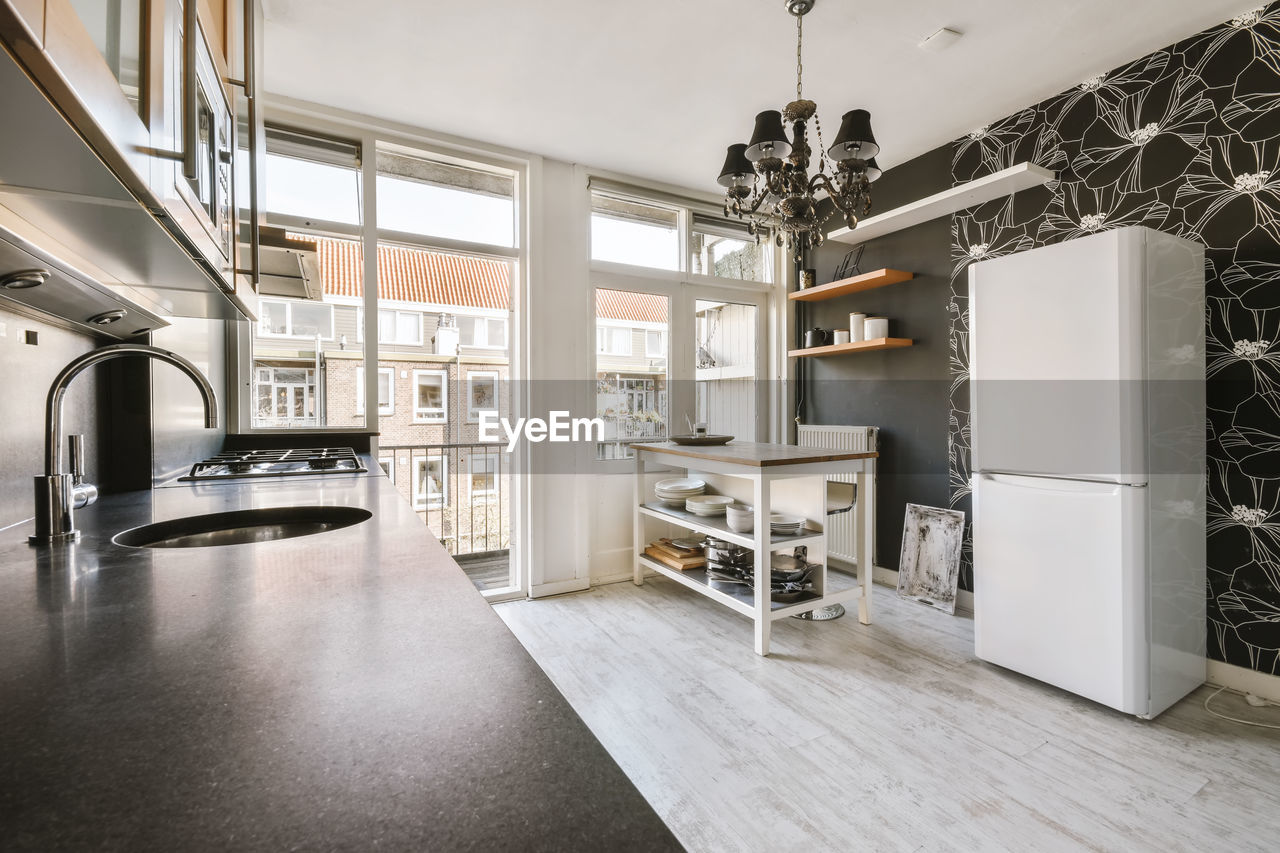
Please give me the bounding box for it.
[973,472,1148,715]
[969,228,1146,484]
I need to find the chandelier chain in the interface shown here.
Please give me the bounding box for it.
[796,13,803,100]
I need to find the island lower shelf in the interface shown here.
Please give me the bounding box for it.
[637,555,862,621]
[638,502,823,550]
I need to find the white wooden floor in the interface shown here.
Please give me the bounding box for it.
[496,578,1280,853]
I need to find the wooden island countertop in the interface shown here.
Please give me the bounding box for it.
[632,440,878,468]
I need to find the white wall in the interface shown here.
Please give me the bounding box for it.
[525,159,595,596]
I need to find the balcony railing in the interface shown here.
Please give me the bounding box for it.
[380,443,510,586]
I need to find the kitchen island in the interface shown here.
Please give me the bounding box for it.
[0,465,679,851]
[633,441,877,656]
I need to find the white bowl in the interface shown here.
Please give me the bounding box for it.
[656,477,705,493]
[726,515,754,533]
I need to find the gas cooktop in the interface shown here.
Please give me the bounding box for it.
[181,447,367,481]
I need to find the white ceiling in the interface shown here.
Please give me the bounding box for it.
[261,0,1260,193]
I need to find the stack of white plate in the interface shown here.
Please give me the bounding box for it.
[686,495,734,516]
[654,477,705,507]
[769,513,806,536]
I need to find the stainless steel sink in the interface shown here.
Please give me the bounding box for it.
[113,506,372,549]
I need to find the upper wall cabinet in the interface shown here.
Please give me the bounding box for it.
[0,0,42,48]
[0,0,262,321]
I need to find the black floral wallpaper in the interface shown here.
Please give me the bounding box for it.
[947,5,1280,674]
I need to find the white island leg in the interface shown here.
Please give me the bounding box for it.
[634,450,645,586]
[752,474,772,655]
[856,459,875,624]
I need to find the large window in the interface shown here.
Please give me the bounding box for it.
[258,299,334,340]
[413,370,447,422]
[376,150,515,247]
[356,367,395,416]
[458,315,507,349]
[414,454,446,509]
[590,192,680,270]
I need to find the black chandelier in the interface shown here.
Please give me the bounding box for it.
[717,0,881,262]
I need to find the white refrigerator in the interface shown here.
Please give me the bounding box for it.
[969,226,1206,719]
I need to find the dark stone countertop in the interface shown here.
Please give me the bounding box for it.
[0,467,681,851]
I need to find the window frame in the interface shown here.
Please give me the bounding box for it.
[256,298,335,341]
[596,323,633,356]
[356,366,396,416]
[469,453,498,499]
[458,314,508,350]
[645,329,666,358]
[466,370,500,423]
[412,369,448,423]
[413,453,447,509]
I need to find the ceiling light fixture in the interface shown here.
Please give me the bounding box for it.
[717,0,881,263]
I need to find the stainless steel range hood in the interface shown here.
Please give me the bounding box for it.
[0,40,255,325]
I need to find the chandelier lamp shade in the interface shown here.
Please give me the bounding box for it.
[717,0,881,261]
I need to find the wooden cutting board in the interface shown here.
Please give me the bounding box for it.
[650,538,701,560]
[644,545,705,571]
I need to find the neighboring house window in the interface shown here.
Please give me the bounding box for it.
[414,454,446,508]
[355,308,424,345]
[458,316,507,349]
[470,454,498,498]
[597,326,631,356]
[645,330,666,357]
[254,366,317,426]
[466,370,499,422]
[413,370,447,422]
[257,299,334,340]
[356,366,395,416]
[378,455,394,483]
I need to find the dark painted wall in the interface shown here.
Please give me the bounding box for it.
[802,146,953,570]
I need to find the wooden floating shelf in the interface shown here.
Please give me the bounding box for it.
[788,337,914,358]
[826,162,1057,246]
[789,268,914,302]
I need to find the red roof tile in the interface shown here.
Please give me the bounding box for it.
[310,236,667,324]
[595,288,669,324]
[315,236,511,310]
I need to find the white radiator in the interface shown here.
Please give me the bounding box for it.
[797,425,877,566]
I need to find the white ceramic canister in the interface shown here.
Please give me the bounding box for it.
[863,317,889,340]
[848,313,867,342]
[833,329,851,345]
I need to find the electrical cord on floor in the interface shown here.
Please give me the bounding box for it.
[1203,686,1280,729]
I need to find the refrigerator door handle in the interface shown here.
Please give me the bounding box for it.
[978,472,1146,493]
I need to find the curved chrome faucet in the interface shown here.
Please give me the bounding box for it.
[31,343,218,546]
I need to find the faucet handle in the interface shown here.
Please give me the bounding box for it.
[68,434,84,483]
